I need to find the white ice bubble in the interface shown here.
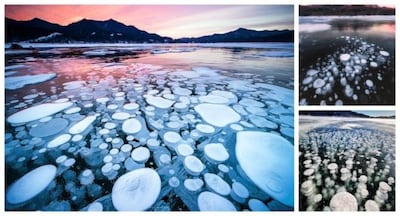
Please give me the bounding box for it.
[197,191,236,211]
[370,62,378,68]
[6,164,57,205]
[69,115,97,134]
[184,155,205,176]
[145,96,174,109]
[204,143,229,163]
[199,95,229,104]
[302,76,314,85]
[379,50,390,57]
[204,173,231,196]
[112,112,130,121]
[47,134,72,148]
[329,191,357,211]
[184,178,204,192]
[365,80,374,88]
[131,147,150,163]
[340,54,351,62]
[7,102,73,124]
[248,199,270,211]
[313,79,325,89]
[122,118,142,134]
[236,131,293,207]
[112,168,161,211]
[5,73,56,90]
[194,104,240,128]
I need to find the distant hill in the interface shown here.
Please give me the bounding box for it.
[300,111,370,118]
[299,5,395,16]
[175,28,294,43]
[5,17,294,43]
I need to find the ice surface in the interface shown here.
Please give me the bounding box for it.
[112,168,161,211]
[6,164,57,205]
[5,73,56,90]
[204,173,231,196]
[7,102,73,124]
[236,131,293,207]
[194,104,240,127]
[197,191,236,211]
[69,116,97,134]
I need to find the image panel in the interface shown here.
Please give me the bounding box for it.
[299,5,395,105]
[299,110,395,211]
[4,5,294,211]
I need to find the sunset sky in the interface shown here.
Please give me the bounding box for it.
[5,5,294,38]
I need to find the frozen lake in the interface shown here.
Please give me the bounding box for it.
[5,43,294,211]
[299,115,395,211]
[299,16,395,105]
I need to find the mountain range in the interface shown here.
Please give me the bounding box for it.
[5,17,294,43]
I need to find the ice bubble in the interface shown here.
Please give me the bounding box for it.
[104,122,117,130]
[340,54,351,62]
[184,178,204,192]
[329,191,357,211]
[112,112,130,121]
[7,102,73,124]
[123,103,139,111]
[173,87,192,96]
[248,199,270,211]
[122,118,142,134]
[231,182,249,203]
[176,144,194,157]
[29,118,69,137]
[204,143,229,163]
[47,134,71,148]
[313,78,325,89]
[306,69,319,76]
[196,124,215,135]
[64,107,81,114]
[197,191,236,211]
[87,202,103,211]
[163,131,182,147]
[6,164,57,205]
[236,131,293,207]
[199,95,229,104]
[365,80,374,88]
[131,147,150,163]
[69,115,97,134]
[365,200,379,211]
[194,104,240,127]
[370,62,378,67]
[95,97,109,104]
[209,90,238,104]
[145,96,174,109]
[204,173,231,196]
[379,50,390,57]
[302,76,314,85]
[5,73,56,90]
[112,168,161,211]
[184,155,205,176]
[344,85,354,98]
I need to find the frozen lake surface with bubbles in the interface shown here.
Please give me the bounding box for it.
[299,16,395,105]
[5,43,294,211]
[299,115,395,211]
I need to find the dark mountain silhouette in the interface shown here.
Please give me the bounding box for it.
[5,17,294,43]
[175,28,294,43]
[300,5,395,16]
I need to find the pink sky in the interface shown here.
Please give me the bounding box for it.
[5,5,294,38]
